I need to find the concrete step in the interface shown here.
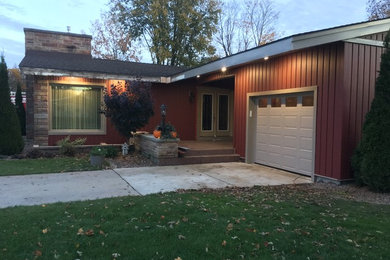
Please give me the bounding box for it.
[178,147,235,157]
[157,153,240,166]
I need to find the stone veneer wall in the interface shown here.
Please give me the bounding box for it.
[24,28,92,55]
[135,134,179,163]
[26,76,110,146]
[26,75,49,145]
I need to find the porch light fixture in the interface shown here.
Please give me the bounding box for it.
[264,56,269,61]
[221,66,227,72]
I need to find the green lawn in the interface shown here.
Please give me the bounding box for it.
[0,157,101,176]
[0,186,388,259]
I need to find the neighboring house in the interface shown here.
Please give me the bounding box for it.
[20,18,390,183]
[10,91,26,109]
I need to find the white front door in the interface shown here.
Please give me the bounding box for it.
[255,92,315,176]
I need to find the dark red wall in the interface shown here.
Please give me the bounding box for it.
[143,82,197,140]
[48,119,126,145]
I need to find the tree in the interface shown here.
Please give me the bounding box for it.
[8,68,25,92]
[111,0,220,67]
[0,55,24,155]
[214,0,279,57]
[215,1,239,57]
[103,80,154,140]
[15,82,26,136]
[351,30,390,192]
[367,0,390,20]
[241,0,278,49]
[91,11,140,61]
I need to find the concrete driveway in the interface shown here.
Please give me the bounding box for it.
[0,162,310,208]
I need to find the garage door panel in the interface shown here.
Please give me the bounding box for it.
[256,92,314,176]
[283,136,298,149]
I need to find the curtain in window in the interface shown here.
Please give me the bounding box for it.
[51,85,101,130]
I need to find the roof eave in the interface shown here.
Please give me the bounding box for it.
[20,67,165,83]
[170,37,293,82]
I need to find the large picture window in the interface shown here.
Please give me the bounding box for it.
[51,84,102,131]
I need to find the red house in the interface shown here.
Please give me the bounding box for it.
[20,18,390,183]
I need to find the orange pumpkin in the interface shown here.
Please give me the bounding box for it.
[153,130,161,138]
[171,131,177,138]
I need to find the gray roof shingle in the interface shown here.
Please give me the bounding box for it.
[19,50,187,78]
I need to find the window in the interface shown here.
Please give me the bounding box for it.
[286,96,298,107]
[51,84,103,131]
[302,95,314,107]
[258,97,268,108]
[271,97,281,107]
[202,94,213,131]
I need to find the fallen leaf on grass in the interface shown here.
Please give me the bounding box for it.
[37,242,43,247]
[77,228,84,235]
[42,228,48,234]
[34,250,42,256]
[85,229,94,236]
[222,240,227,246]
[178,234,186,240]
[245,228,256,233]
[226,223,233,231]
[174,257,182,260]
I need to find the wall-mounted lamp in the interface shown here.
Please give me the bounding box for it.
[264,56,269,61]
[196,75,200,78]
[221,66,227,72]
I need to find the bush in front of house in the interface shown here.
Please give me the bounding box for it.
[0,55,24,155]
[351,30,390,192]
[57,136,86,157]
[103,79,154,141]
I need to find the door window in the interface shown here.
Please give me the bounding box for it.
[202,94,213,131]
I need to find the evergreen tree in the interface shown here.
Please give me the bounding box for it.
[15,82,26,136]
[352,30,390,192]
[0,56,24,155]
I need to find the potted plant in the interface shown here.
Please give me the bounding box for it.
[89,146,106,166]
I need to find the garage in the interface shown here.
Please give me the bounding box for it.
[255,91,315,176]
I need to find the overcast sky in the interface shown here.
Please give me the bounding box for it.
[0,0,368,68]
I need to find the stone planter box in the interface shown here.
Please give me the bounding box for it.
[134,134,179,164]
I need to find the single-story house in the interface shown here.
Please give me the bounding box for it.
[20,18,390,183]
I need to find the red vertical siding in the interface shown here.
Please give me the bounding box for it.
[234,42,348,180]
[342,42,384,179]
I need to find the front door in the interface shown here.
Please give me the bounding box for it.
[198,87,233,138]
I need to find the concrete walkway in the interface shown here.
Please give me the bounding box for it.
[0,162,310,208]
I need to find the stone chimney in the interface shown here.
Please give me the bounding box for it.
[24,28,92,55]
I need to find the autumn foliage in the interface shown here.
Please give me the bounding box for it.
[103,80,154,139]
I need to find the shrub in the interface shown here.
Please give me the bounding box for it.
[104,146,119,158]
[0,55,24,155]
[57,136,86,157]
[351,29,390,192]
[103,80,154,140]
[89,146,107,156]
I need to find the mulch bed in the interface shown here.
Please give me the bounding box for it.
[106,151,156,169]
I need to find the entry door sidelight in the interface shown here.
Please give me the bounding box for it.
[202,94,213,131]
[217,94,229,131]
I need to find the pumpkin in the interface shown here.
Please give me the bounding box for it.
[171,131,177,138]
[153,130,161,138]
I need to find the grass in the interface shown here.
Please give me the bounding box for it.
[0,185,389,259]
[0,157,101,176]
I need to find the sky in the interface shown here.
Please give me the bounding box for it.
[0,0,369,68]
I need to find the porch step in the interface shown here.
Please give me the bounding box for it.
[178,147,235,156]
[157,153,240,166]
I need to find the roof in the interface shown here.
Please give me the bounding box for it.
[20,50,186,82]
[170,18,390,82]
[20,18,390,83]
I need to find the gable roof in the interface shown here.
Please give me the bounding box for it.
[20,50,186,82]
[170,18,390,82]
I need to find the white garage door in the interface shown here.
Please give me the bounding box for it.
[255,92,315,176]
